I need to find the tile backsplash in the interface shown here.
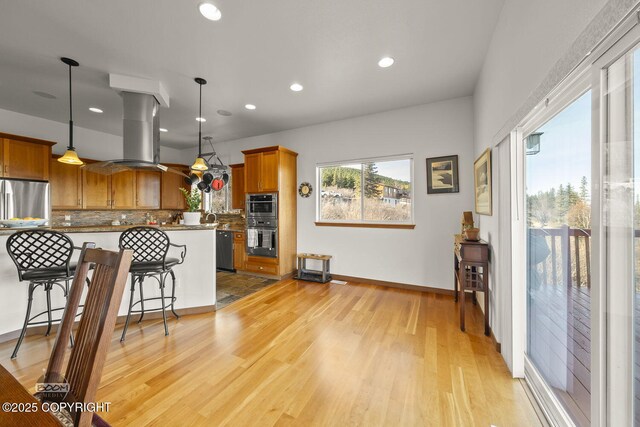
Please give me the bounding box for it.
[51,210,246,228]
[51,210,183,227]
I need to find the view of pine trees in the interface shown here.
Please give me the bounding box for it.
[527,176,591,228]
[320,163,411,221]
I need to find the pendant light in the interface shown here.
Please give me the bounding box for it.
[58,57,84,165]
[191,77,209,171]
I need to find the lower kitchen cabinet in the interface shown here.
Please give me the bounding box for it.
[245,256,278,276]
[233,232,246,270]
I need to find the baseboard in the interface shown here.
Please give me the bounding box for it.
[491,329,501,353]
[0,305,216,344]
[329,274,455,296]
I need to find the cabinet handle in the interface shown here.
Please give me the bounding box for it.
[77,198,81,206]
[3,165,7,174]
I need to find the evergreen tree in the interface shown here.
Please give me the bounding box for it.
[579,176,589,201]
[363,163,382,198]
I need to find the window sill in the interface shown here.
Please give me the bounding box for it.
[314,222,415,229]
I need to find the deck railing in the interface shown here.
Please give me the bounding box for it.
[530,226,592,288]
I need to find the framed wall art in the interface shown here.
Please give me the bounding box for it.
[426,155,459,194]
[474,148,492,215]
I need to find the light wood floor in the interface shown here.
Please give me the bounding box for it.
[0,279,542,426]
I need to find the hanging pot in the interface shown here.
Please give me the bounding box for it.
[197,180,209,191]
[185,173,200,186]
[202,172,214,184]
[222,172,229,184]
[211,178,224,191]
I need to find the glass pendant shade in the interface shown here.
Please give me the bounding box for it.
[191,157,208,171]
[58,148,83,165]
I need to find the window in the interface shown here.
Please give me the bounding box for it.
[203,175,232,212]
[317,155,413,225]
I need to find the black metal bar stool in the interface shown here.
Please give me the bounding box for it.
[119,226,186,341]
[6,229,81,359]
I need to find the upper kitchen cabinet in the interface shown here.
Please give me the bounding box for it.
[161,164,190,210]
[82,165,112,209]
[243,146,295,193]
[136,170,161,209]
[0,133,54,180]
[111,171,137,209]
[230,163,245,210]
[50,156,82,209]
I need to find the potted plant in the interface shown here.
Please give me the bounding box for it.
[180,188,202,226]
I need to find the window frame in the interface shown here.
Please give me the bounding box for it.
[315,154,415,228]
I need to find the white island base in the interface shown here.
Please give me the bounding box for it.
[0,228,216,339]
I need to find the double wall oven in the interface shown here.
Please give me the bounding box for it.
[246,193,278,258]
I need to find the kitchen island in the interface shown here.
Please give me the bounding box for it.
[0,224,217,337]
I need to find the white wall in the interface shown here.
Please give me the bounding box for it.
[473,0,609,373]
[200,97,475,289]
[0,107,185,163]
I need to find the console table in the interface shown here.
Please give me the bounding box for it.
[454,234,490,336]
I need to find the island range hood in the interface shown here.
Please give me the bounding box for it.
[82,75,185,176]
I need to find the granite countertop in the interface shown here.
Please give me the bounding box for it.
[0,223,219,236]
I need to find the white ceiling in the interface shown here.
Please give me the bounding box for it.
[0,0,504,149]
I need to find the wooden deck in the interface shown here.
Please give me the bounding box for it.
[530,281,640,426]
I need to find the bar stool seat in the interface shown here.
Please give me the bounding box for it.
[21,262,78,281]
[129,257,180,273]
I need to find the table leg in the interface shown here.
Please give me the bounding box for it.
[321,260,327,283]
[484,279,490,337]
[454,254,458,302]
[459,287,465,332]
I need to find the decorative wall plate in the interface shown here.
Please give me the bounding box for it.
[298,182,312,198]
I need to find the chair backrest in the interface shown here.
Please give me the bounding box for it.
[119,226,170,263]
[6,230,75,280]
[45,243,133,427]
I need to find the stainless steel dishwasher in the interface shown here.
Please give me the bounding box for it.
[216,230,234,272]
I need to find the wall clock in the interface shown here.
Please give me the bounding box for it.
[298,182,313,198]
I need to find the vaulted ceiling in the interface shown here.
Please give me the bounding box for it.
[0,0,504,148]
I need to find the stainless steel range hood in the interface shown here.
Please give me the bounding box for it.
[82,77,184,176]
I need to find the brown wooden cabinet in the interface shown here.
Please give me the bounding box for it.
[136,171,161,209]
[241,146,298,278]
[0,133,54,180]
[233,231,246,270]
[50,156,82,209]
[230,163,245,210]
[161,165,190,210]
[244,150,279,193]
[111,171,136,209]
[82,167,111,209]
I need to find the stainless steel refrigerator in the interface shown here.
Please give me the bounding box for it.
[0,179,50,221]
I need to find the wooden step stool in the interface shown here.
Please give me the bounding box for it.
[295,253,332,283]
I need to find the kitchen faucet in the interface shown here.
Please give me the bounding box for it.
[206,212,217,223]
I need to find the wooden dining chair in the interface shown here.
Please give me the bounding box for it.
[41,243,133,427]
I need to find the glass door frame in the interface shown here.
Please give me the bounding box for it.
[516,69,594,426]
[591,19,640,426]
[511,11,640,426]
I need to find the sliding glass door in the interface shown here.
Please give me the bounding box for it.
[524,90,592,426]
[520,19,640,426]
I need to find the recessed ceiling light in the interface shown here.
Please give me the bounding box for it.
[217,109,232,116]
[290,83,303,92]
[378,57,395,68]
[159,128,168,133]
[89,107,103,113]
[199,2,221,21]
[245,104,256,110]
[196,117,207,122]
